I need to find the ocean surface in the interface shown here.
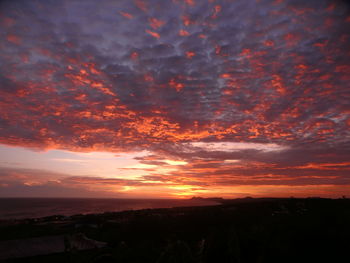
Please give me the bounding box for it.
[0,198,218,219]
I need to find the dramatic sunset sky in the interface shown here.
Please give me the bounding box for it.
[0,0,349,198]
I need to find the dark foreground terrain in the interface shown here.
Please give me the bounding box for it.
[0,198,349,263]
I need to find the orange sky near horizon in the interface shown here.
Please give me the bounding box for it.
[0,143,349,198]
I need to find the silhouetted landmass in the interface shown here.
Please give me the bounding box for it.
[190,196,224,203]
[0,197,349,262]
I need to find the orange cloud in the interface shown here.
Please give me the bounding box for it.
[119,11,133,19]
[1,0,349,198]
[149,18,165,29]
[179,29,190,36]
[145,29,160,38]
[6,34,21,45]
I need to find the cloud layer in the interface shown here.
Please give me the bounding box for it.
[0,0,349,197]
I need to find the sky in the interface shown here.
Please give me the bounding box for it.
[0,0,349,198]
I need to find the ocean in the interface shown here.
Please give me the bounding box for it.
[0,198,218,219]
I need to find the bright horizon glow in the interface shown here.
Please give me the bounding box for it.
[1,144,349,198]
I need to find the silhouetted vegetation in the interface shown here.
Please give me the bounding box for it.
[1,198,349,262]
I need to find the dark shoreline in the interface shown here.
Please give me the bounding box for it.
[0,198,219,221]
[1,197,349,262]
[0,196,340,221]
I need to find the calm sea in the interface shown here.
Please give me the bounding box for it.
[0,198,218,219]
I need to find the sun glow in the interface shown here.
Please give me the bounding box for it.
[164,160,188,165]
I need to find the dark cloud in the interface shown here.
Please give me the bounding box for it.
[0,0,349,194]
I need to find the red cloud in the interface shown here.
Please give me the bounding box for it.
[0,0,349,197]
